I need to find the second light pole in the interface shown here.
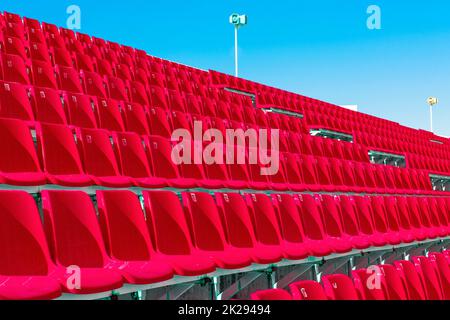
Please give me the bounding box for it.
[229,13,248,77]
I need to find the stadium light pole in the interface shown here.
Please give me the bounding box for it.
[427,97,438,132]
[229,13,248,77]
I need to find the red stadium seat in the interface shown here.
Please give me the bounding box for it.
[77,128,133,187]
[322,274,359,300]
[215,192,283,265]
[113,132,166,188]
[94,98,125,132]
[1,53,30,85]
[41,190,126,294]
[33,87,68,124]
[0,191,62,300]
[182,192,253,269]
[65,93,98,128]
[96,190,174,284]
[36,123,93,187]
[142,190,217,276]
[250,289,292,300]
[0,118,47,186]
[289,280,328,300]
[0,81,35,121]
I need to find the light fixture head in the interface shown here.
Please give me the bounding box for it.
[229,13,248,27]
[427,97,439,106]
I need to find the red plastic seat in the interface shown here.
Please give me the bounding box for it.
[113,132,167,188]
[145,135,197,188]
[36,123,93,187]
[94,98,126,132]
[149,85,168,110]
[82,71,107,98]
[142,191,217,276]
[33,86,68,124]
[122,102,150,135]
[0,118,47,186]
[4,36,28,60]
[31,60,58,89]
[0,81,35,121]
[96,190,174,284]
[394,260,427,300]
[337,196,372,249]
[352,269,386,300]
[245,193,293,261]
[353,196,387,247]
[106,76,129,101]
[296,194,334,256]
[250,289,292,300]
[322,274,359,300]
[379,264,408,300]
[0,191,62,300]
[65,93,98,129]
[215,192,283,265]
[319,195,354,253]
[428,253,450,300]
[29,42,51,63]
[77,128,133,187]
[271,194,311,259]
[42,190,128,294]
[148,107,173,138]
[56,66,84,93]
[129,81,149,105]
[182,192,253,269]
[412,256,444,300]
[1,53,30,85]
[289,280,328,300]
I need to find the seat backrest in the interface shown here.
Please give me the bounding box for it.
[95,98,126,132]
[0,117,42,174]
[41,190,109,267]
[0,191,53,275]
[142,191,193,255]
[77,128,122,178]
[113,131,152,179]
[412,256,444,300]
[394,260,426,300]
[215,193,257,249]
[250,289,292,301]
[428,253,450,300]
[37,122,85,176]
[296,194,327,241]
[319,195,346,238]
[352,269,386,300]
[322,274,359,300]
[245,193,282,246]
[0,81,35,121]
[338,196,361,237]
[271,194,306,244]
[379,264,408,300]
[182,192,227,251]
[353,196,376,236]
[145,135,180,180]
[65,93,98,129]
[123,102,150,135]
[33,86,68,124]
[97,190,153,261]
[289,280,327,300]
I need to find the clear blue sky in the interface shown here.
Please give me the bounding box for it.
[3,0,450,135]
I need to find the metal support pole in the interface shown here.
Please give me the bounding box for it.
[430,104,433,132]
[234,26,239,77]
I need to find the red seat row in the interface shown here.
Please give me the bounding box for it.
[250,252,450,300]
[1,189,449,299]
[0,117,434,193]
